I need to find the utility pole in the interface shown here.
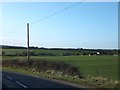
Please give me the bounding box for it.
[27,23,30,61]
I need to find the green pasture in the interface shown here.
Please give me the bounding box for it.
[2,49,96,56]
[32,55,118,80]
[2,49,26,55]
[2,55,118,80]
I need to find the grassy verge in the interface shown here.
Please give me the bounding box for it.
[2,59,120,88]
[3,67,120,88]
[2,55,118,80]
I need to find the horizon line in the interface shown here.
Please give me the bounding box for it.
[0,44,119,50]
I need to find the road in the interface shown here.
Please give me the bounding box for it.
[2,71,88,89]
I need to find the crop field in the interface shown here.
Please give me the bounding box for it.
[2,48,119,80]
[2,55,118,80]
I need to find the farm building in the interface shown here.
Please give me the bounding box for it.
[97,52,100,55]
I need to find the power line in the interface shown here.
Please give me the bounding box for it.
[2,25,25,37]
[3,1,85,37]
[31,1,84,25]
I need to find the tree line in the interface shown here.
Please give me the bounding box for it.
[1,45,119,56]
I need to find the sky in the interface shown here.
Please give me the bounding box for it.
[0,2,118,49]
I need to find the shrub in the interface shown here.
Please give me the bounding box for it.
[2,59,83,78]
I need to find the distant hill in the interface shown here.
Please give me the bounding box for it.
[0,45,119,56]
[0,45,118,51]
[0,45,26,49]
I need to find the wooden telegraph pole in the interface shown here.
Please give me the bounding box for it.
[27,23,30,61]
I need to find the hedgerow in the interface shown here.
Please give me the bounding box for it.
[2,59,83,78]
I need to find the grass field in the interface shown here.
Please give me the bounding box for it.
[2,48,97,56]
[2,55,118,80]
[33,55,118,80]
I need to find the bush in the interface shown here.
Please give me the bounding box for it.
[3,59,83,78]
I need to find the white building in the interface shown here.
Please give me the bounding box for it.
[97,52,100,55]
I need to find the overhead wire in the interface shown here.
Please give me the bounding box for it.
[2,25,25,37]
[3,0,85,37]
[31,1,85,25]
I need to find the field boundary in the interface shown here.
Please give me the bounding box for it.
[2,59,120,88]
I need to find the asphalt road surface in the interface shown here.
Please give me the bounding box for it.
[2,71,88,89]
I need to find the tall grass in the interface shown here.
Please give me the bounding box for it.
[2,55,118,80]
[3,58,120,88]
[2,59,83,78]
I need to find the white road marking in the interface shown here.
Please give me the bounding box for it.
[6,76,13,80]
[15,81,27,88]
